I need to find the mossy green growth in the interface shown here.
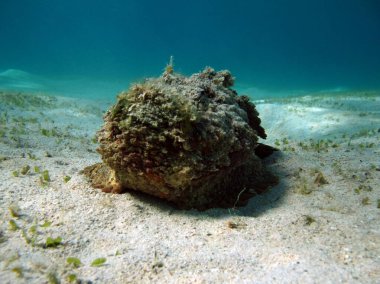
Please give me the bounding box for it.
[12,170,19,177]
[0,91,56,109]
[63,175,71,183]
[9,204,20,218]
[304,215,316,226]
[91,257,107,267]
[92,136,98,144]
[41,220,52,228]
[0,129,7,138]
[20,165,30,175]
[40,128,60,137]
[164,55,175,74]
[41,128,49,136]
[41,170,50,182]
[45,236,62,248]
[0,231,7,243]
[361,197,370,206]
[19,220,38,246]
[9,219,19,231]
[47,271,60,284]
[27,152,37,160]
[377,199,380,209]
[29,224,37,235]
[67,274,77,282]
[21,229,32,245]
[39,170,50,187]
[34,166,40,173]
[66,257,82,268]
[11,267,23,278]
[314,171,328,186]
[354,184,372,194]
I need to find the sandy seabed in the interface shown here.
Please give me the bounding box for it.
[0,90,379,283]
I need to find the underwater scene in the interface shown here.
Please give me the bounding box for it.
[0,1,379,283]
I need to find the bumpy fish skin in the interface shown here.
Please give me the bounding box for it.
[83,67,277,209]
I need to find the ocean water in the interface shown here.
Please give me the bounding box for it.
[0,0,379,99]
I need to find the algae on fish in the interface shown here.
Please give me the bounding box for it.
[83,67,278,209]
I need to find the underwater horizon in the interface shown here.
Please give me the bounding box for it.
[0,0,379,99]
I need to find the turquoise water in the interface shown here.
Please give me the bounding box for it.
[0,0,379,99]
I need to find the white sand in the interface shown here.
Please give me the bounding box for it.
[0,90,379,283]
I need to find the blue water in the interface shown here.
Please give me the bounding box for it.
[0,0,379,99]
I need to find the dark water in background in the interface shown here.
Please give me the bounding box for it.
[0,0,379,99]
